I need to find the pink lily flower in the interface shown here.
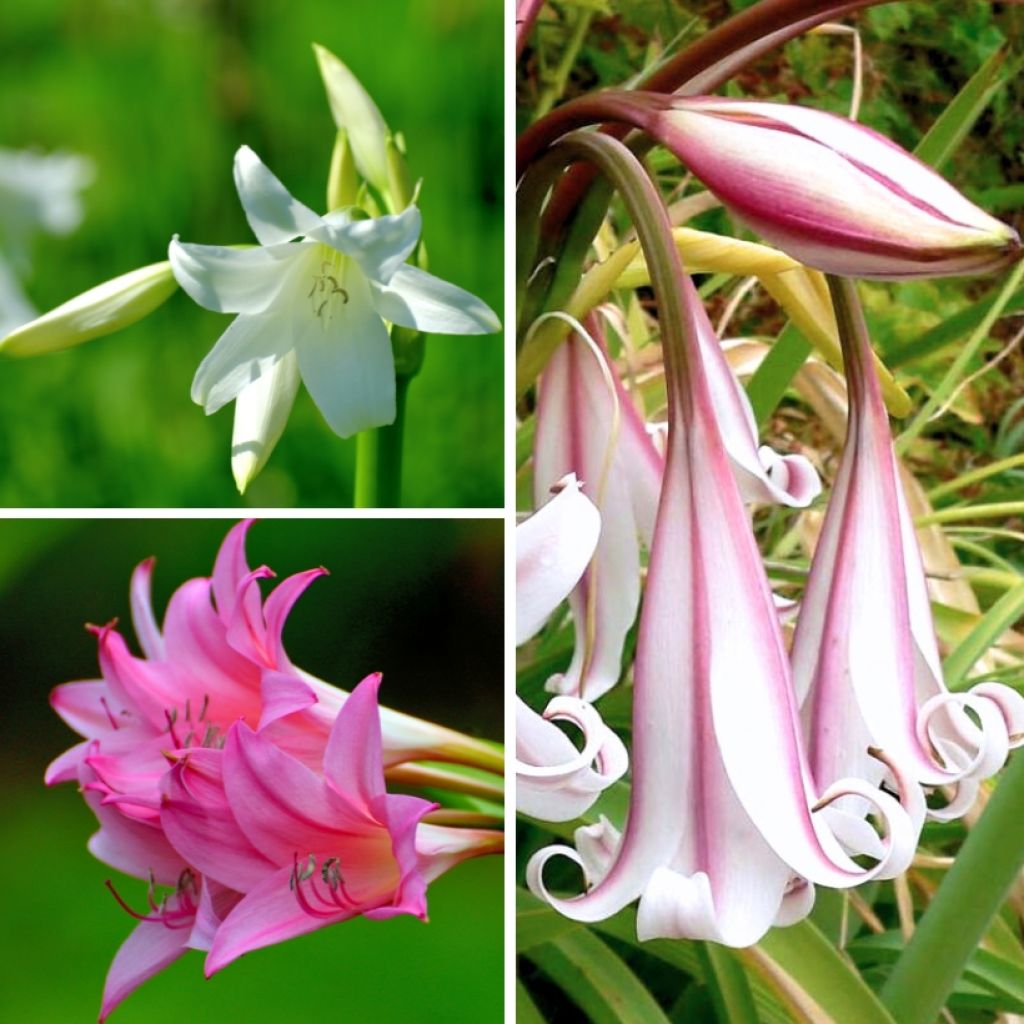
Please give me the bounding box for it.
[533,313,818,702]
[48,521,496,820]
[76,758,242,1022]
[644,95,1021,279]
[196,674,435,974]
[527,266,918,947]
[791,278,1024,832]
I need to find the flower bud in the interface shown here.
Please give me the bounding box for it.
[313,43,390,196]
[650,96,1020,279]
[0,261,177,356]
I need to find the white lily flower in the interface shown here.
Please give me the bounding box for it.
[169,145,500,446]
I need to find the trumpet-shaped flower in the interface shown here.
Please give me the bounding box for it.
[643,95,1021,279]
[791,278,1024,829]
[202,675,435,974]
[170,146,500,447]
[533,311,818,701]
[527,266,918,948]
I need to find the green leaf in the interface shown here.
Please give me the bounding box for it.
[886,287,1024,368]
[881,751,1024,1024]
[748,920,898,1024]
[516,980,547,1024]
[746,321,813,428]
[942,579,1024,690]
[698,943,759,1024]
[913,46,1015,170]
[849,932,1024,1013]
[516,888,582,952]
[526,928,674,1024]
[594,906,792,1024]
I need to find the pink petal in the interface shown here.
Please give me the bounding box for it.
[261,567,328,669]
[224,565,276,665]
[211,518,260,626]
[44,740,90,785]
[161,576,261,721]
[187,879,243,952]
[257,669,319,730]
[323,672,385,808]
[533,330,643,701]
[222,722,377,865]
[80,761,186,885]
[50,679,129,738]
[161,750,276,892]
[99,915,191,1022]
[130,557,165,661]
[203,865,353,976]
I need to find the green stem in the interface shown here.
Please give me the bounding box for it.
[354,375,408,507]
[927,450,1024,502]
[880,750,1024,1024]
[914,500,1024,527]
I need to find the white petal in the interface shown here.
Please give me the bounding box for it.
[191,308,294,414]
[311,206,421,284]
[313,44,390,195]
[169,237,310,314]
[516,476,601,645]
[233,145,322,246]
[370,264,501,335]
[293,265,395,438]
[231,349,301,493]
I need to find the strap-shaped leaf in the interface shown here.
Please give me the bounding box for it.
[525,928,673,1024]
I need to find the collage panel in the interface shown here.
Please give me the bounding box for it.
[0,0,502,509]
[516,1,1024,1022]
[1,517,503,1021]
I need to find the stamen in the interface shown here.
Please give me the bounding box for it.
[99,696,120,731]
[198,694,210,722]
[164,709,181,747]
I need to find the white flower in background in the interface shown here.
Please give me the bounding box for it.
[0,147,93,335]
[169,146,500,488]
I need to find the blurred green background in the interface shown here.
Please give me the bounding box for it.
[0,517,503,1022]
[0,0,503,508]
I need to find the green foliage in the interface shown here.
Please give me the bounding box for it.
[0,0,503,507]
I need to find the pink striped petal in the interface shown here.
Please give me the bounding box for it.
[650,96,1019,279]
[516,696,627,822]
[533,329,643,701]
[792,279,1024,819]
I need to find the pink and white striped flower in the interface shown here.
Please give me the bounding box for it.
[527,265,919,948]
[791,278,1024,835]
[647,95,1020,279]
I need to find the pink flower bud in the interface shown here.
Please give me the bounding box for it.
[648,96,1020,279]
